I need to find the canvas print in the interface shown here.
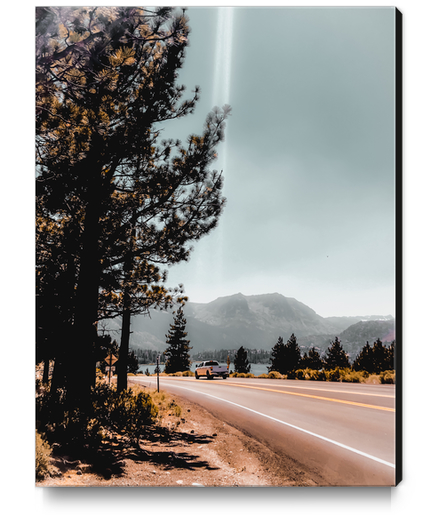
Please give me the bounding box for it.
[36,6,401,487]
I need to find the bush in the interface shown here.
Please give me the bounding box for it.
[315,370,327,381]
[36,431,52,480]
[268,371,284,379]
[339,369,368,383]
[295,369,305,380]
[380,370,395,384]
[92,385,158,442]
[37,382,159,450]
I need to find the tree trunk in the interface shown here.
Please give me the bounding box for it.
[65,193,101,410]
[117,300,131,393]
[117,226,136,393]
[42,357,50,384]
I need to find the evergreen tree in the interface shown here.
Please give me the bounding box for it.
[300,347,323,370]
[268,337,287,374]
[324,337,350,369]
[234,346,251,374]
[371,338,389,373]
[127,350,139,375]
[285,333,301,372]
[386,340,395,370]
[36,7,230,405]
[163,308,192,373]
[353,341,374,372]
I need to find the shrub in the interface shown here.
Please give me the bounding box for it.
[182,370,193,377]
[36,431,52,480]
[295,369,305,380]
[93,386,158,442]
[258,374,269,379]
[327,368,341,382]
[380,370,395,384]
[268,371,283,379]
[338,369,368,383]
[303,368,318,380]
[315,370,327,381]
[37,382,159,450]
[364,374,381,384]
[339,369,361,383]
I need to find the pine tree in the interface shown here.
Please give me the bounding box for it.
[371,338,388,373]
[324,337,350,370]
[268,337,287,374]
[234,346,251,374]
[36,7,230,404]
[353,341,374,372]
[300,347,323,370]
[387,340,395,370]
[285,334,301,372]
[163,308,192,374]
[127,350,139,375]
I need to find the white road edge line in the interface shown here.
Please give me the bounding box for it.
[169,383,396,469]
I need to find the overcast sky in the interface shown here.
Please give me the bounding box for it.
[162,6,397,318]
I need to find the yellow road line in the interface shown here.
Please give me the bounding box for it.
[227,380,395,399]
[163,377,395,412]
[220,383,395,412]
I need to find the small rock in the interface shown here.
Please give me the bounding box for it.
[176,480,183,484]
[192,483,204,487]
[212,433,217,437]
[77,470,82,475]
[190,430,194,434]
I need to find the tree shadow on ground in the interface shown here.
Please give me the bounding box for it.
[51,425,219,480]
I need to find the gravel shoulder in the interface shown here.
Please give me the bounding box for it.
[37,383,316,487]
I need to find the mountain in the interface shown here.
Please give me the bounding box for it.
[105,292,394,356]
[336,320,395,357]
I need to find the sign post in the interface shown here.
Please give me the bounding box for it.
[156,355,160,393]
[106,353,118,385]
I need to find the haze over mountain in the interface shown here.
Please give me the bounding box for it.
[102,293,394,357]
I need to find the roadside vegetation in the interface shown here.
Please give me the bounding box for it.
[36,370,185,481]
[141,335,396,385]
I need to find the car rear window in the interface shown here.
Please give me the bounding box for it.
[206,361,219,366]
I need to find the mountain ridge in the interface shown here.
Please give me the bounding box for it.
[104,292,395,357]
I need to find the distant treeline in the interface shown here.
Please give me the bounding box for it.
[192,348,271,364]
[133,349,166,364]
[133,337,395,373]
[267,334,395,375]
[132,347,271,364]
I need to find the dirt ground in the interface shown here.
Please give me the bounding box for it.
[37,384,316,488]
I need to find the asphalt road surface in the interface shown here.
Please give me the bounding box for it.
[130,375,396,486]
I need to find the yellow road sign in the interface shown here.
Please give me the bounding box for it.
[106,354,118,366]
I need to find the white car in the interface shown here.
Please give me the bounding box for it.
[195,360,229,380]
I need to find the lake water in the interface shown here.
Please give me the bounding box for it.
[138,362,270,376]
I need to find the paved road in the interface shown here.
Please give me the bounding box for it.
[130,375,396,486]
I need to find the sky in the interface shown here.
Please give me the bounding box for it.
[161,7,397,317]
